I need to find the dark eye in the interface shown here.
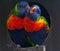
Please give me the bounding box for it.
[31,7,37,12]
[32,9,35,12]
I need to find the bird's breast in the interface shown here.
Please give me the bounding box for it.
[7,14,24,30]
[24,16,46,32]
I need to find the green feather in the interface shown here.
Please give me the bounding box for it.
[13,4,18,15]
[25,32,35,47]
[37,16,50,32]
[27,36,36,47]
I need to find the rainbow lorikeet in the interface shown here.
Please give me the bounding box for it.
[24,5,50,45]
[7,1,31,47]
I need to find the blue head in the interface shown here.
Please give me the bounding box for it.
[26,5,41,21]
[18,1,30,17]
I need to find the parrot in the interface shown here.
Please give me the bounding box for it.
[24,5,50,46]
[7,1,31,47]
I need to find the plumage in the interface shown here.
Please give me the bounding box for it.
[24,5,50,45]
[24,16,49,32]
[26,5,41,21]
[7,14,24,30]
[7,1,50,47]
[7,1,31,47]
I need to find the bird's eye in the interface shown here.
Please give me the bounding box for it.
[31,7,37,12]
[32,9,35,12]
[30,7,37,14]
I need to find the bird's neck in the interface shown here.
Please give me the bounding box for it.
[29,14,40,21]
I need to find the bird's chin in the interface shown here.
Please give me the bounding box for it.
[29,15,37,21]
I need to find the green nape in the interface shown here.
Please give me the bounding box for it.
[13,4,18,16]
[37,16,50,31]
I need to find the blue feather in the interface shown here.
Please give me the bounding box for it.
[17,1,29,17]
[8,29,32,47]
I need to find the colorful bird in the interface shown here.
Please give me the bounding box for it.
[7,1,31,47]
[24,5,50,45]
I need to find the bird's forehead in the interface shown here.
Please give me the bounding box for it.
[18,1,29,7]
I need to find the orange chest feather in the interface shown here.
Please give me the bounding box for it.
[7,14,24,30]
[24,16,46,32]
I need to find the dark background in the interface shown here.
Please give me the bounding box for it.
[0,0,60,51]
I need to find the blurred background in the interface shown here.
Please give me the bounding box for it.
[0,0,60,51]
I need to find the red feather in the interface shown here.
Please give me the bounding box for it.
[7,14,24,30]
[24,16,46,32]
